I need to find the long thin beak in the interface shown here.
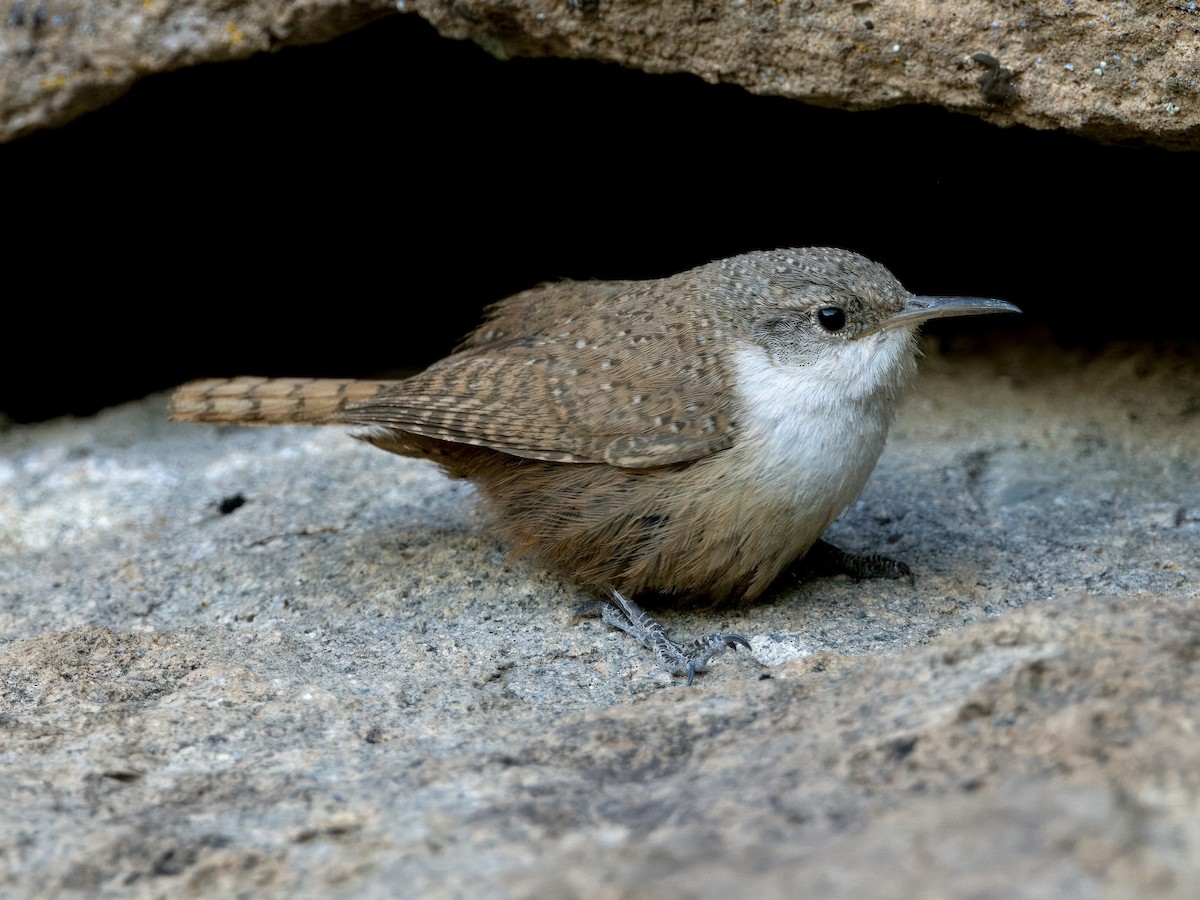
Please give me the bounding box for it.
[865,295,1022,335]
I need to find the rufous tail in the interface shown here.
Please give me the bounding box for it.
[169,377,401,425]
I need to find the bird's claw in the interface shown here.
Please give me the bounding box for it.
[580,589,750,683]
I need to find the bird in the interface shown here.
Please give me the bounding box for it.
[170,247,1019,681]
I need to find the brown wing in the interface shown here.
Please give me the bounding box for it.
[343,276,738,468]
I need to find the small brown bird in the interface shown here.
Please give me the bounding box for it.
[171,248,1018,680]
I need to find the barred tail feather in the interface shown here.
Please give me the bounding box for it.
[169,377,400,425]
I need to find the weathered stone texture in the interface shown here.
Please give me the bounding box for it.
[0,0,394,141]
[408,0,1200,148]
[2,332,1199,895]
[2,1,1198,148]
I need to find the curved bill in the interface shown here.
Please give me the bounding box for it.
[863,296,1022,336]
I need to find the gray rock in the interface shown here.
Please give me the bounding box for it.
[2,330,1198,897]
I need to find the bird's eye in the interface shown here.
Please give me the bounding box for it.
[817,306,847,332]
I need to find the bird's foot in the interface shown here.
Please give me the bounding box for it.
[577,589,750,685]
[802,538,914,585]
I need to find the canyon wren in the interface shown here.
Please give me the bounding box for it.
[170,248,1019,681]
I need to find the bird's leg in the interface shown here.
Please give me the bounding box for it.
[800,538,914,584]
[577,589,751,685]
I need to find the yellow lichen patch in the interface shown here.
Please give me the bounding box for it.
[226,22,245,47]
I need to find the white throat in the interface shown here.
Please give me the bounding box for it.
[730,330,917,520]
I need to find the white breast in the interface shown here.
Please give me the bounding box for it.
[729,332,915,532]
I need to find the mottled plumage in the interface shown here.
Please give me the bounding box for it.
[171,248,1018,677]
[339,248,968,604]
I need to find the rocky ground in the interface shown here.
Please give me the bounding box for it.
[2,328,1198,897]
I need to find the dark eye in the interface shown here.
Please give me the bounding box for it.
[817,306,847,332]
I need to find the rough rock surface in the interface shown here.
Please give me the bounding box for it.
[0,0,394,141]
[3,0,1198,148]
[2,330,1198,896]
[407,0,1200,150]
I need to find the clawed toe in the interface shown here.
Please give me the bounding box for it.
[579,589,750,683]
[724,634,752,651]
[803,538,915,584]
